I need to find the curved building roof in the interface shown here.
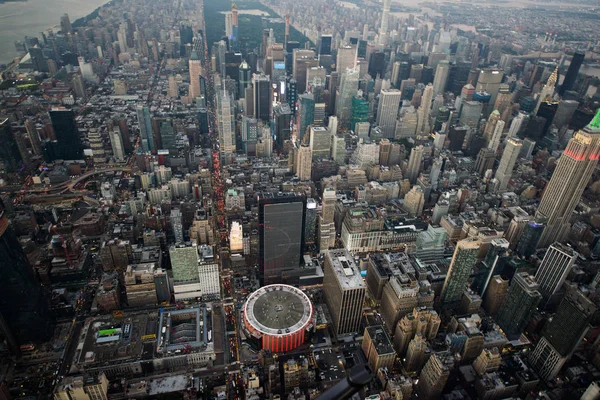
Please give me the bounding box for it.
[244,284,313,336]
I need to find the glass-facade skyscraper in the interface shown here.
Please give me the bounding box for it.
[0,210,53,347]
[0,119,23,172]
[258,192,306,285]
[46,109,84,161]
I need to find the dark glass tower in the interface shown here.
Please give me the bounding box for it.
[0,210,53,346]
[516,221,544,258]
[258,192,306,285]
[253,74,272,123]
[0,119,23,172]
[496,272,542,340]
[48,108,83,160]
[319,35,332,56]
[559,52,584,96]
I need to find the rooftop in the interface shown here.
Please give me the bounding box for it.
[327,249,366,290]
[244,284,313,336]
[366,325,394,356]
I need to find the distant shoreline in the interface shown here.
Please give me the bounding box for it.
[0,0,112,65]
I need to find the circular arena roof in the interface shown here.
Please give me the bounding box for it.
[244,284,313,336]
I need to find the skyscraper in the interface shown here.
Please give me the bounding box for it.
[295,144,312,180]
[380,0,391,36]
[0,209,53,346]
[536,112,600,247]
[559,52,584,96]
[48,108,84,160]
[136,104,154,152]
[297,93,315,142]
[495,272,542,340]
[60,13,72,33]
[25,118,42,156]
[323,249,366,335]
[319,35,332,56]
[189,51,203,100]
[535,242,577,302]
[416,84,433,135]
[217,89,236,156]
[258,192,306,284]
[0,119,23,172]
[376,89,402,139]
[253,73,272,122]
[416,352,454,398]
[238,61,252,97]
[109,128,125,161]
[440,238,481,307]
[336,68,359,130]
[273,103,292,147]
[483,110,504,152]
[432,60,450,97]
[529,289,595,380]
[494,137,522,191]
[406,145,424,183]
[516,221,545,258]
[534,66,558,114]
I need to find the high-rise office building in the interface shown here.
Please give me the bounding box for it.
[440,238,481,307]
[376,89,402,139]
[535,242,577,302]
[0,210,53,347]
[517,221,545,258]
[403,334,427,373]
[475,238,509,296]
[109,128,125,161]
[432,60,450,97]
[416,352,454,398]
[323,249,366,335]
[292,49,317,94]
[47,108,84,160]
[406,145,424,183]
[336,45,357,76]
[460,100,483,131]
[136,104,154,152]
[416,225,447,263]
[380,0,391,36]
[309,126,330,160]
[0,119,23,172]
[483,110,504,152]
[336,68,360,130]
[559,52,584,96]
[351,96,369,131]
[529,289,595,380]
[189,51,203,100]
[551,99,579,130]
[253,74,272,122]
[258,192,306,284]
[495,272,542,340]
[295,144,312,180]
[60,13,72,33]
[494,137,522,191]
[217,89,236,156]
[482,275,508,316]
[416,84,433,135]
[297,93,315,142]
[25,118,42,156]
[273,103,292,147]
[319,35,332,56]
[475,68,503,116]
[534,66,558,114]
[238,61,252,98]
[536,113,600,247]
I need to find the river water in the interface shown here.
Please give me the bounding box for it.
[0,0,108,64]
